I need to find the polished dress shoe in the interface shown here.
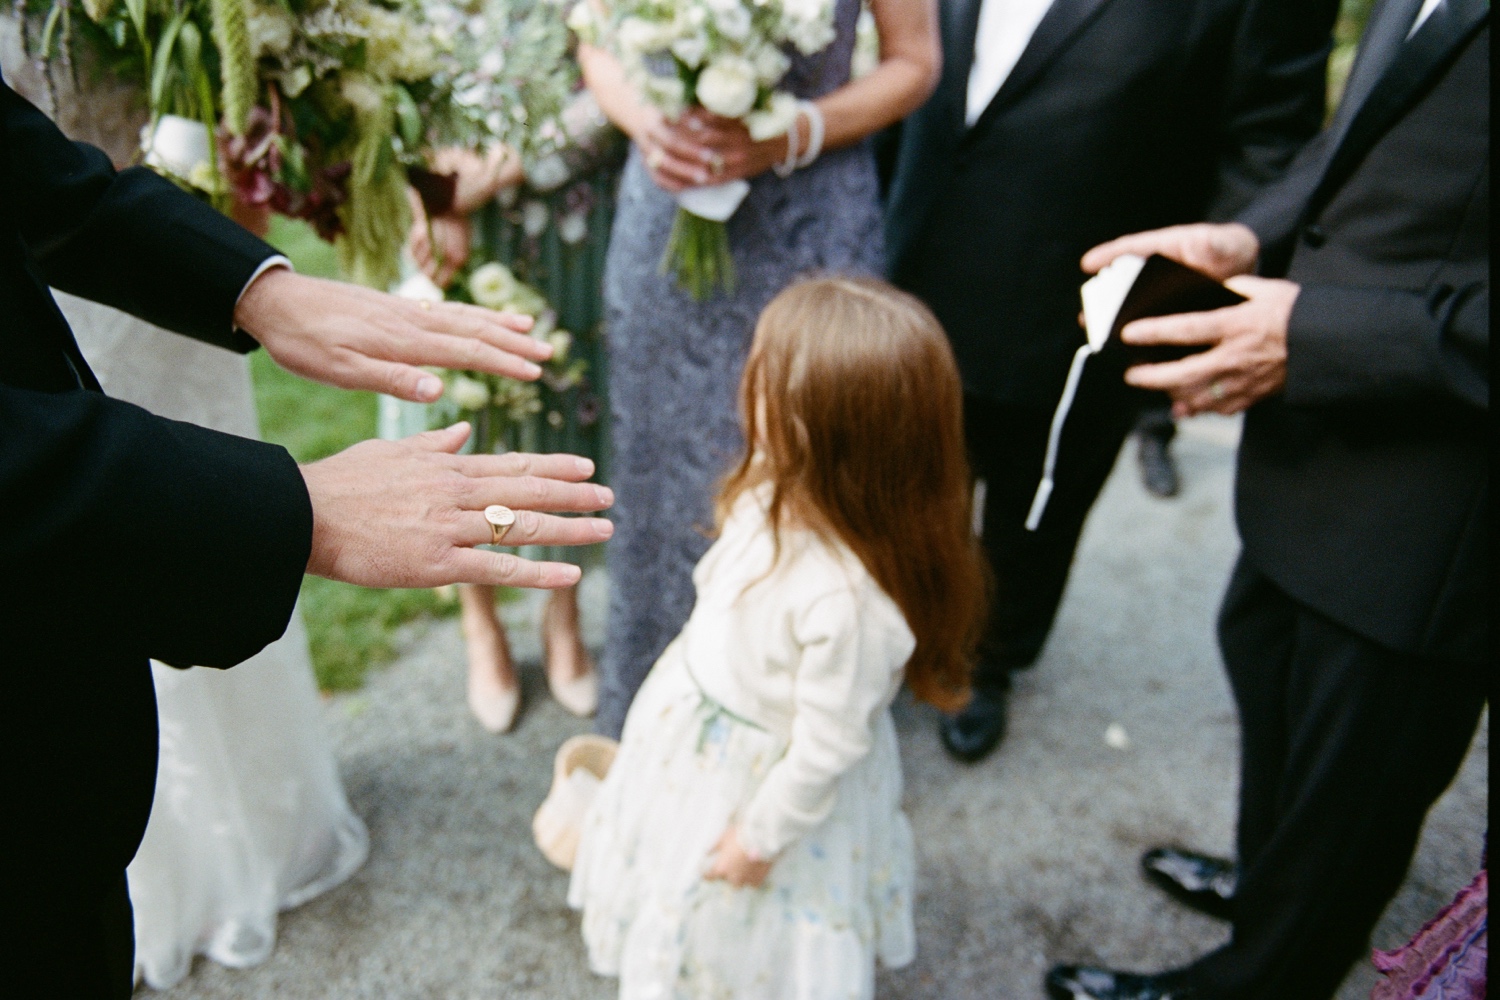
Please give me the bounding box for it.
[1141,846,1237,920]
[1136,432,1180,498]
[939,686,1008,762]
[1045,965,1196,1000]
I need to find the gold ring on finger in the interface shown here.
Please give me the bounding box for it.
[1209,381,1225,401]
[646,147,666,171]
[485,504,517,546]
[419,299,432,311]
[707,152,725,177]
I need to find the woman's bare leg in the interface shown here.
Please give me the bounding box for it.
[543,584,598,717]
[460,583,520,732]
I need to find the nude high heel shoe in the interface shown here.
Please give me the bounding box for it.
[467,673,520,734]
[533,734,618,871]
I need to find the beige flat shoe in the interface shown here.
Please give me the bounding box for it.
[467,674,520,733]
[533,734,618,871]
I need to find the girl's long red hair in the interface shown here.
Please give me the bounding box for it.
[715,276,987,711]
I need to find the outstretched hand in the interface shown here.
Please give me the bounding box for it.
[233,268,550,403]
[300,423,614,590]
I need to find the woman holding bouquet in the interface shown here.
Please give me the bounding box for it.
[578,0,940,737]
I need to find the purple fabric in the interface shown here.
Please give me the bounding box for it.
[1371,864,1487,1000]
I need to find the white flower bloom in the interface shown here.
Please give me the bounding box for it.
[750,42,791,85]
[558,211,589,245]
[713,3,752,42]
[696,55,758,118]
[450,375,492,411]
[469,262,519,310]
[395,272,445,303]
[547,329,574,362]
[617,16,673,54]
[340,73,386,114]
[745,90,798,140]
[247,8,295,58]
[478,50,505,77]
[522,200,551,238]
[645,74,688,117]
[527,154,571,192]
[671,33,709,69]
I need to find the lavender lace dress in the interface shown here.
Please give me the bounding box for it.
[599,0,883,737]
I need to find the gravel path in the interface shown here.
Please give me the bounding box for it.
[145,415,1488,1000]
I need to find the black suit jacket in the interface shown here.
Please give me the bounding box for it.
[0,78,314,910]
[1233,0,1489,666]
[887,0,1338,405]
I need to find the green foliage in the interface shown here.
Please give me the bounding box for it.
[210,0,255,133]
[1328,0,1376,113]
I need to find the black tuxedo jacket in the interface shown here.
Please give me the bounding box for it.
[1233,0,1489,667]
[0,78,313,910]
[887,0,1338,406]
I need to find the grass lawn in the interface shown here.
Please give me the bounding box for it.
[255,216,457,691]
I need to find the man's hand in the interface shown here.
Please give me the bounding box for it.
[1122,275,1300,418]
[234,269,550,403]
[703,825,774,889]
[1082,222,1261,281]
[300,423,614,590]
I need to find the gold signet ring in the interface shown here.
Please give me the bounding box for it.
[485,505,517,546]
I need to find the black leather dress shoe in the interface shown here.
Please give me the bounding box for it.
[939,687,1008,762]
[1045,965,1197,1000]
[1141,846,1237,920]
[1136,433,1180,498]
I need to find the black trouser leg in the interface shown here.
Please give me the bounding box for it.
[962,360,1141,693]
[1183,560,1487,1000]
[9,875,135,999]
[1133,397,1177,444]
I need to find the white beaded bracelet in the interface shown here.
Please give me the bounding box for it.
[795,100,825,170]
[773,107,802,179]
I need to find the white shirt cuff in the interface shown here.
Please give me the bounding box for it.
[234,255,293,331]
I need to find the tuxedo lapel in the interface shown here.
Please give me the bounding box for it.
[938,0,988,134]
[1308,0,1489,215]
[965,0,1119,136]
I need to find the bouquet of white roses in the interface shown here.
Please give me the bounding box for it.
[570,0,837,299]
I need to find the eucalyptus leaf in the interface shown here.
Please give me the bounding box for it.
[393,84,422,149]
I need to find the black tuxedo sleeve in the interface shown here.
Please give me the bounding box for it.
[1284,279,1489,410]
[1,384,313,667]
[1,81,275,353]
[1206,0,1340,221]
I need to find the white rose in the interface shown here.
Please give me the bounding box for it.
[450,375,492,411]
[671,33,709,69]
[713,3,752,42]
[750,42,791,85]
[745,91,798,140]
[696,56,759,119]
[644,74,688,117]
[617,16,673,54]
[468,262,518,310]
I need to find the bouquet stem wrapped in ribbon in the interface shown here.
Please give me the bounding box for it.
[571,0,837,300]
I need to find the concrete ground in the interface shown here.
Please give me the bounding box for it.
[146,415,1488,1000]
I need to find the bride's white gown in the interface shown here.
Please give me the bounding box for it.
[56,293,370,990]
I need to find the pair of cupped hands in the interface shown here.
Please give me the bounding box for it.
[1083,221,1300,418]
[234,268,612,592]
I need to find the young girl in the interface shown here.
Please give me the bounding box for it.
[568,276,986,999]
